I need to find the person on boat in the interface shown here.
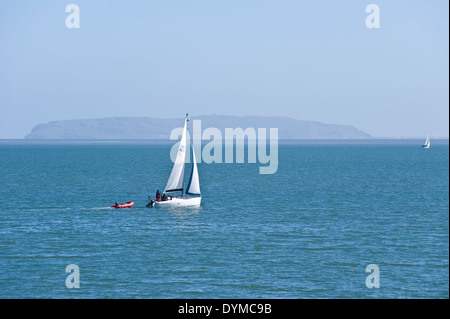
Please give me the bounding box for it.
[146,199,155,207]
[156,190,161,202]
[162,193,167,201]
[115,202,119,207]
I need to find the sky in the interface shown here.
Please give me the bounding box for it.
[0,0,448,138]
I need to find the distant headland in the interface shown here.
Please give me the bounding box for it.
[24,115,371,140]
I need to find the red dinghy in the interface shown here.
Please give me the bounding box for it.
[111,201,135,209]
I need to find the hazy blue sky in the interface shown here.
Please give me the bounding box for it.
[0,0,448,138]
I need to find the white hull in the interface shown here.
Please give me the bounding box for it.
[154,196,201,207]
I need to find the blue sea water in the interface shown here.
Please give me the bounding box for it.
[0,141,448,298]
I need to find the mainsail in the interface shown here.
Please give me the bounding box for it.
[164,117,188,193]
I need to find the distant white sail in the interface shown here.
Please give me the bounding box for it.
[164,118,188,193]
[185,145,201,195]
[422,135,430,149]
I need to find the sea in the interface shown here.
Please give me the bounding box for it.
[0,139,448,299]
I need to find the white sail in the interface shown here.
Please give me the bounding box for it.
[423,135,430,148]
[185,145,201,195]
[164,117,188,193]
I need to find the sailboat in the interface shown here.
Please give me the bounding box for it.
[148,114,201,207]
[422,135,431,149]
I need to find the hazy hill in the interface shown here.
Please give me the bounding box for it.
[24,115,371,139]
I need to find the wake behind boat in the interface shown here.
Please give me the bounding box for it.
[147,114,201,208]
